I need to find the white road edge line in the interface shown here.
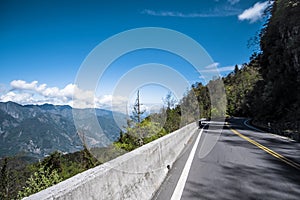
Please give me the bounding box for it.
[243,119,264,132]
[170,127,204,200]
[244,119,295,142]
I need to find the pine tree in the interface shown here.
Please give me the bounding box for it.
[131,90,145,123]
[0,158,8,199]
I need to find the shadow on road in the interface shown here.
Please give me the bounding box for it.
[184,159,300,200]
[183,119,300,200]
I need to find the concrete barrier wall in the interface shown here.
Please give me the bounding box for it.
[25,123,197,200]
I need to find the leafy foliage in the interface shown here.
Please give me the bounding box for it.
[162,106,181,133]
[0,147,101,199]
[192,82,211,118]
[0,156,33,199]
[17,165,62,199]
[114,117,167,151]
[224,62,261,116]
[114,89,206,152]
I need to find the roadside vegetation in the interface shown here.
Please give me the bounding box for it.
[0,147,99,199]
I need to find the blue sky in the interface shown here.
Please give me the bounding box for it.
[0,0,270,111]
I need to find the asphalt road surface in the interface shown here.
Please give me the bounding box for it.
[153,118,300,200]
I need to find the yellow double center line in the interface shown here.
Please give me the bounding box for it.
[230,128,300,170]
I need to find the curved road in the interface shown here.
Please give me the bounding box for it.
[153,118,300,200]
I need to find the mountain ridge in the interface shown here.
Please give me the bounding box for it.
[0,101,127,159]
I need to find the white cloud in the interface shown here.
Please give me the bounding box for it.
[204,62,220,69]
[11,80,72,99]
[1,80,129,110]
[228,0,240,5]
[200,65,236,73]
[0,91,33,104]
[238,1,270,23]
[94,95,128,112]
[141,9,207,18]
[11,80,38,90]
[141,7,241,18]
[218,66,236,72]
[42,87,60,97]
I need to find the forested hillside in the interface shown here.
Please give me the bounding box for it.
[195,0,300,133]
[251,0,300,123]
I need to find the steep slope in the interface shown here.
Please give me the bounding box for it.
[254,0,300,120]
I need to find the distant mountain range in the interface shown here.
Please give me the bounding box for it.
[0,101,127,159]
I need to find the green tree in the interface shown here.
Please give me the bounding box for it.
[192,82,211,118]
[163,91,177,109]
[42,151,62,173]
[18,165,62,199]
[131,90,145,124]
[234,64,239,74]
[207,77,227,118]
[224,62,261,116]
[163,105,181,133]
[0,158,9,199]
[115,115,168,151]
[0,156,30,200]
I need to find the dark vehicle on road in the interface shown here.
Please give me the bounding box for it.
[198,118,209,128]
